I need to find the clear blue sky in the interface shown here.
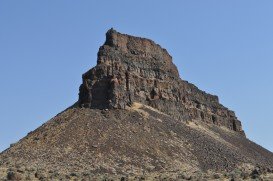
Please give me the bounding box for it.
[0,1,273,153]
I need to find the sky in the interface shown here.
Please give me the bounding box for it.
[0,1,273,153]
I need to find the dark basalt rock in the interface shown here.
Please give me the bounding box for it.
[78,28,245,135]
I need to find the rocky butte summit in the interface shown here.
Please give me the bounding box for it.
[79,28,244,135]
[1,29,273,180]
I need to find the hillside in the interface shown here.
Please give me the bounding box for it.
[1,29,273,180]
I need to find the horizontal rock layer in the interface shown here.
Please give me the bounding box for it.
[78,28,245,135]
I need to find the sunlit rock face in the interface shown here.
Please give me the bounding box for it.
[78,28,244,135]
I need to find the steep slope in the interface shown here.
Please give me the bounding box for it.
[1,104,273,180]
[1,29,273,180]
[79,28,244,135]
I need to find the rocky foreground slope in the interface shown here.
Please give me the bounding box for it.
[1,29,273,180]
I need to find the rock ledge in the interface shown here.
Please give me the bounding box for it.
[78,28,245,135]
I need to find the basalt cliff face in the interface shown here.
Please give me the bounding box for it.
[79,28,244,135]
[1,29,273,181]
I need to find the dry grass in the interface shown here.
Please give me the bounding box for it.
[1,106,273,180]
[186,121,237,150]
[0,167,7,180]
[129,102,149,119]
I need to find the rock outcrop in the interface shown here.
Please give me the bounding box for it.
[2,29,273,180]
[79,28,245,135]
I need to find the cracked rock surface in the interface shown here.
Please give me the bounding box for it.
[79,28,244,135]
[1,29,272,180]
